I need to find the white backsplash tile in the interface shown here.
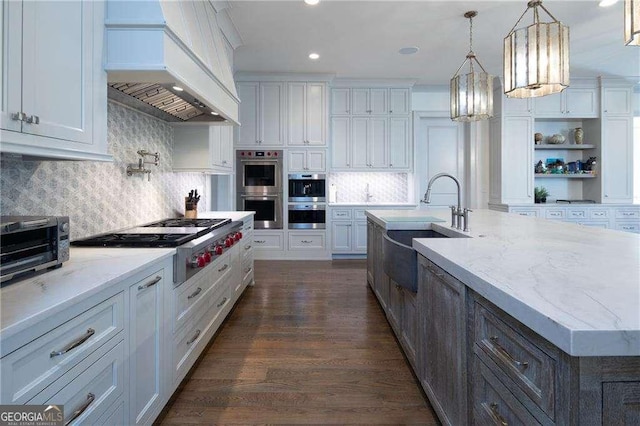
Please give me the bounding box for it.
[329,172,408,203]
[0,102,207,240]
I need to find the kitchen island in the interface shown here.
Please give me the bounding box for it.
[366,208,640,425]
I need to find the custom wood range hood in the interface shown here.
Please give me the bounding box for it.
[104,0,239,124]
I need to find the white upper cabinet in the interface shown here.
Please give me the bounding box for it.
[502,96,533,116]
[287,82,326,146]
[352,88,387,115]
[389,88,411,115]
[533,87,598,118]
[331,88,350,115]
[389,117,410,169]
[0,0,109,161]
[236,82,285,146]
[351,117,387,168]
[602,86,633,116]
[174,125,234,174]
[331,116,350,169]
[287,149,326,172]
[601,117,633,203]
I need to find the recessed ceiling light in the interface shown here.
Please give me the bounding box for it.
[308,53,320,60]
[304,0,320,5]
[599,0,618,6]
[210,111,219,115]
[172,85,184,91]
[398,47,419,55]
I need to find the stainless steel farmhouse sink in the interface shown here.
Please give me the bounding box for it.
[382,229,455,293]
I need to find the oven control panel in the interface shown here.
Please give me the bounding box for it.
[188,231,243,269]
[237,150,281,158]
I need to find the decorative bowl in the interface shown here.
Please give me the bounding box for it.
[548,134,566,144]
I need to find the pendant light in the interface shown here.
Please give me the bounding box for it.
[625,0,639,45]
[503,0,569,98]
[450,11,493,122]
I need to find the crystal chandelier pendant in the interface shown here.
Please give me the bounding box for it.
[503,0,570,98]
[450,11,494,122]
[625,0,639,45]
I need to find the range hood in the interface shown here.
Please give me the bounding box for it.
[104,0,239,124]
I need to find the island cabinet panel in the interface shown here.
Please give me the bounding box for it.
[400,287,418,371]
[387,279,403,334]
[602,382,640,424]
[418,256,468,426]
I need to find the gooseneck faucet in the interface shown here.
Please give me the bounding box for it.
[422,172,471,231]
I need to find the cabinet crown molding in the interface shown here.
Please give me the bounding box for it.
[331,78,416,88]
[234,72,335,82]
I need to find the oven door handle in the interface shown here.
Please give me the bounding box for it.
[240,194,280,198]
[240,159,280,164]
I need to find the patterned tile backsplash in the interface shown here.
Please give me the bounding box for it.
[329,172,408,203]
[0,102,208,240]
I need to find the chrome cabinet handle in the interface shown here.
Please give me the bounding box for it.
[255,240,266,243]
[244,244,252,250]
[489,336,529,369]
[11,112,26,121]
[50,328,95,358]
[245,267,253,273]
[301,240,313,243]
[26,115,39,124]
[218,264,229,272]
[187,329,201,345]
[222,160,227,164]
[482,402,508,426]
[217,297,228,308]
[65,393,95,425]
[187,287,202,299]
[138,275,161,291]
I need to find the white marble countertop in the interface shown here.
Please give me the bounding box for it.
[0,247,175,340]
[366,208,640,357]
[198,211,255,222]
[328,202,418,207]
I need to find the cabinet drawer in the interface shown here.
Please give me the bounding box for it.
[41,340,125,426]
[242,255,254,285]
[472,357,542,426]
[589,209,609,219]
[95,399,126,426]
[1,293,124,404]
[511,209,538,217]
[474,302,556,419]
[174,253,232,332]
[614,209,639,219]
[544,209,565,220]
[354,209,367,220]
[242,219,254,232]
[331,209,352,220]
[242,239,254,261]
[253,233,284,250]
[616,223,640,233]
[288,232,326,249]
[566,208,587,219]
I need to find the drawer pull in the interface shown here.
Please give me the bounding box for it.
[427,266,445,278]
[489,336,529,369]
[217,297,228,308]
[255,240,266,244]
[218,264,229,272]
[187,287,202,299]
[244,244,252,250]
[50,328,95,358]
[65,392,95,425]
[138,275,162,291]
[301,240,313,243]
[187,329,201,346]
[245,267,253,274]
[485,402,508,426]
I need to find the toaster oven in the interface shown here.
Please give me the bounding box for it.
[1,216,70,283]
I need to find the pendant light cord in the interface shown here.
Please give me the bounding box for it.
[508,0,560,35]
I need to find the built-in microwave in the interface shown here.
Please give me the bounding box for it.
[288,204,326,229]
[288,173,326,202]
[1,216,70,283]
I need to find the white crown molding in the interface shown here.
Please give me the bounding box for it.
[330,78,416,88]
[234,72,336,82]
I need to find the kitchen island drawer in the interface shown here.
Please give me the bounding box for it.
[511,208,538,217]
[473,301,556,419]
[1,293,124,404]
[472,356,543,426]
[34,340,125,426]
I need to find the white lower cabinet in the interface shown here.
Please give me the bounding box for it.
[331,221,353,252]
[289,231,326,250]
[129,269,165,426]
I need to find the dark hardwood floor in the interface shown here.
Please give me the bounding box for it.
[157,260,439,425]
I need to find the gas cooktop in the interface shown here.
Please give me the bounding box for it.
[72,217,232,248]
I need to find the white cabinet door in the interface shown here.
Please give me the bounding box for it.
[331,88,350,115]
[389,117,410,169]
[369,117,387,168]
[260,82,285,145]
[306,150,326,171]
[351,117,369,168]
[351,89,369,115]
[389,88,410,114]
[533,92,563,117]
[0,0,22,134]
[565,88,598,117]
[288,150,307,172]
[287,82,306,146]
[503,116,534,203]
[369,88,388,115]
[353,221,368,252]
[602,117,633,203]
[331,222,352,252]
[209,125,223,167]
[602,87,632,116]
[236,82,259,146]
[502,96,532,116]
[305,83,325,145]
[331,117,350,169]
[219,126,234,169]
[129,271,165,426]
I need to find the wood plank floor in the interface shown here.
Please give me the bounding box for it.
[157,260,439,425]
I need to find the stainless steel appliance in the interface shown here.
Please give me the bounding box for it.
[72,218,242,285]
[1,216,70,283]
[237,150,283,229]
[288,204,326,229]
[288,173,326,202]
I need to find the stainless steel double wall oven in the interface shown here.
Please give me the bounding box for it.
[236,150,283,229]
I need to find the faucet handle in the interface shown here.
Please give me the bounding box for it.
[464,208,473,213]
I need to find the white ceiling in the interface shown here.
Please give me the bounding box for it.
[227,0,640,85]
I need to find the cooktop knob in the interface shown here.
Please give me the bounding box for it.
[196,255,207,268]
[214,245,224,255]
[203,252,212,263]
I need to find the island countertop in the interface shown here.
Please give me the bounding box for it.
[365,208,640,357]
